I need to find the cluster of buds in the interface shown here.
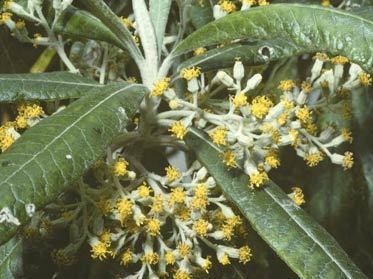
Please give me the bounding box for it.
[84,159,252,278]
[158,53,368,190]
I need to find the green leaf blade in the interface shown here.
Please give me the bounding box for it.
[175,4,373,72]
[0,72,101,102]
[0,236,23,279]
[55,7,124,49]
[185,128,367,278]
[0,83,147,245]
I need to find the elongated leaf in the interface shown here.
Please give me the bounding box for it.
[55,6,123,49]
[0,83,146,245]
[174,4,373,72]
[178,39,299,72]
[0,72,101,102]
[150,0,172,56]
[80,0,144,65]
[352,88,373,234]
[189,3,214,30]
[185,128,366,278]
[0,236,23,279]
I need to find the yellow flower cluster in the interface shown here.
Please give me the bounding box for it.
[180,67,201,81]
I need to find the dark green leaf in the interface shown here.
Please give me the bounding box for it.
[54,6,123,49]
[185,128,367,278]
[174,4,373,72]
[0,83,147,245]
[0,236,23,279]
[0,72,101,102]
[189,3,214,30]
[80,0,143,63]
[178,39,299,72]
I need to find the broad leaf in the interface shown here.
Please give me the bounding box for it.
[174,4,373,72]
[185,128,366,278]
[150,0,172,57]
[55,6,123,49]
[0,236,23,279]
[0,83,147,245]
[0,72,101,102]
[178,39,299,72]
[189,2,214,30]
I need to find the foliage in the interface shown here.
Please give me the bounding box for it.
[0,0,372,278]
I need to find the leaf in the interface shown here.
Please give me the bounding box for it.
[0,83,147,245]
[0,236,23,279]
[80,0,144,64]
[174,4,373,72]
[149,0,172,57]
[189,3,214,30]
[178,39,300,72]
[352,88,373,234]
[0,72,101,102]
[185,128,367,278]
[54,6,123,49]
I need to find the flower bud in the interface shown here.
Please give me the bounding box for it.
[233,60,245,81]
[217,71,235,87]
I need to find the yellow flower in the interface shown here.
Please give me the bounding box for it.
[218,253,231,265]
[194,47,207,56]
[137,182,152,198]
[288,187,305,206]
[146,218,161,236]
[0,134,15,152]
[116,198,133,223]
[232,93,248,108]
[177,243,191,258]
[165,251,175,265]
[296,106,313,124]
[193,219,210,237]
[220,150,237,168]
[151,194,164,213]
[330,55,349,65]
[219,1,237,13]
[241,0,257,5]
[15,116,27,129]
[249,171,269,188]
[304,152,324,167]
[180,67,201,81]
[258,0,270,5]
[120,16,133,28]
[150,77,171,97]
[165,165,181,182]
[341,128,353,143]
[120,249,133,266]
[343,151,354,170]
[209,127,228,146]
[265,151,280,169]
[15,20,25,29]
[141,252,159,265]
[358,72,372,86]
[321,0,331,7]
[169,187,186,205]
[169,121,187,139]
[90,241,111,261]
[239,246,252,264]
[251,96,273,119]
[18,103,44,118]
[112,158,129,176]
[174,269,191,279]
[301,81,312,93]
[313,52,329,61]
[278,80,296,91]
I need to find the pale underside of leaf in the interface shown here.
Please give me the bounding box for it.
[0,72,101,102]
[174,4,373,72]
[185,128,367,278]
[0,83,146,245]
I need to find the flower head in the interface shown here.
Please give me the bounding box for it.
[180,67,201,81]
[169,121,187,139]
[251,96,273,119]
[151,77,171,97]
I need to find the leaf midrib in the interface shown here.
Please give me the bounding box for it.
[0,77,101,87]
[190,129,354,278]
[2,84,135,188]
